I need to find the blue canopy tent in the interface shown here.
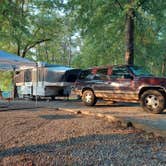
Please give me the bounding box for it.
[0,50,36,69]
[0,50,37,105]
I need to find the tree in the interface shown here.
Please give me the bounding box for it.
[0,0,80,66]
[0,0,64,58]
[0,0,165,76]
[125,0,135,65]
[66,0,166,75]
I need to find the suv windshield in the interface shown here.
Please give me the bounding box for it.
[129,66,153,76]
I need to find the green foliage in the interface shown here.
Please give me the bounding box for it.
[134,0,166,75]
[0,71,13,91]
[67,0,126,68]
[67,0,166,75]
[0,0,165,76]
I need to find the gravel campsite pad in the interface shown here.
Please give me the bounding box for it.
[0,107,166,166]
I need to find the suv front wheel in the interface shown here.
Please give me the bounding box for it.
[140,90,165,114]
[82,90,97,106]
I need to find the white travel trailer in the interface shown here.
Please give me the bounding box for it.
[15,63,81,99]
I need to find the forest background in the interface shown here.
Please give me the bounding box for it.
[0,0,165,90]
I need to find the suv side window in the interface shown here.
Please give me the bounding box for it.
[95,68,108,80]
[79,70,93,80]
[110,66,131,79]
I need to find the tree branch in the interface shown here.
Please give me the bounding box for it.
[22,38,51,57]
[115,0,123,10]
[137,0,146,7]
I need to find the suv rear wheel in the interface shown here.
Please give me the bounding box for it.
[82,90,97,106]
[140,90,165,114]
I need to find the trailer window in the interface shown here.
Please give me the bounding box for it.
[38,68,44,81]
[24,69,32,82]
[15,71,24,83]
[46,71,64,82]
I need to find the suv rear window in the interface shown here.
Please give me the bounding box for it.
[79,70,92,80]
[110,66,130,78]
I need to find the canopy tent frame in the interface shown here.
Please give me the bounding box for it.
[0,50,38,106]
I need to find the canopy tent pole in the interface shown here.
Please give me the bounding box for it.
[35,63,38,106]
[13,68,16,100]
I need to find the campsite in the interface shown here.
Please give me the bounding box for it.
[0,55,166,165]
[0,0,166,165]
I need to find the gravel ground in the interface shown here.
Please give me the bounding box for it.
[0,100,166,166]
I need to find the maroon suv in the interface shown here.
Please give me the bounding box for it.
[73,65,166,114]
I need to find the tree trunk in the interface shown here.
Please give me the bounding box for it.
[68,36,72,66]
[45,45,49,62]
[13,70,18,99]
[125,0,134,65]
[161,57,166,76]
[17,45,21,56]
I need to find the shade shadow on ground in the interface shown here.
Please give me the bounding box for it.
[0,133,165,165]
[39,114,79,120]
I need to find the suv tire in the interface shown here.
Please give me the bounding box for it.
[82,90,97,106]
[140,90,165,114]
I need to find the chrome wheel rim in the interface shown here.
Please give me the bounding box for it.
[85,92,92,103]
[145,95,160,110]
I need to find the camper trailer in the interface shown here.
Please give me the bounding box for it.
[15,63,81,99]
